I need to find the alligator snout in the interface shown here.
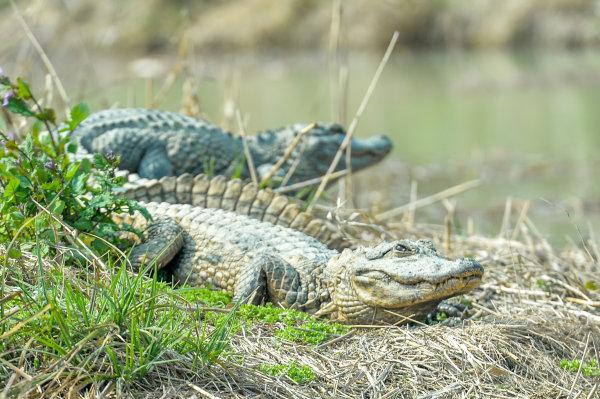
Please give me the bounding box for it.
[457,258,484,279]
[350,134,393,156]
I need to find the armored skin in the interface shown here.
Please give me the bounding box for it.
[73,108,393,185]
[124,202,484,325]
[118,173,351,250]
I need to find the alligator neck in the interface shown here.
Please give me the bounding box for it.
[241,132,286,176]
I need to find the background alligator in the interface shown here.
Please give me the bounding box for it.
[119,173,351,250]
[73,108,393,186]
[122,202,483,324]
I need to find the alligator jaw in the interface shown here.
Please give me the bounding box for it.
[348,134,393,170]
[352,263,483,309]
[320,134,393,174]
[352,257,483,310]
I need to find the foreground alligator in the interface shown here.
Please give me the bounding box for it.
[73,108,393,185]
[123,202,483,324]
[119,173,351,250]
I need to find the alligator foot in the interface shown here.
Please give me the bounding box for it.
[427,300,470,326]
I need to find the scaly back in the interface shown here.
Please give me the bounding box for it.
[119,173,351,251]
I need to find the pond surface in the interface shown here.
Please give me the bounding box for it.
[82,50,600,245]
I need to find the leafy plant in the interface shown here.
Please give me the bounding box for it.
[0,74,148,259]
[258,362,316,384]
[560,358,600,378]
[0,257,237,395]
[238,303,348,345]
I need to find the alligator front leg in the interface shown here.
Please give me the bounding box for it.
[232,253,307,309]
[129,216,185,271]
[138,147,174,178]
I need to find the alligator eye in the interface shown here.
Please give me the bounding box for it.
[394,243,410,253]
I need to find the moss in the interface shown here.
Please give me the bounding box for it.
[584,280,598,291]
[232,303,349,345]
[176,286,232,307]
[560,359,600,378]
[535,279,550,291]
[258,362,316,384]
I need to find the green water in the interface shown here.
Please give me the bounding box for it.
[89,51,600,244]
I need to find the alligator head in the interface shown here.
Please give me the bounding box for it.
[321,239,483,324]
[249,122,392,186]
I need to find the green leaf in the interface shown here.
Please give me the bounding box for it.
[73,218,93,231]
[68,103,90,131]
[7,246,22,259]
[79,158,92,174]
[50,199,65,215]
[35,108,57,124]
[3,177,19,198]
[5,96,34,117]
[16,78,32,100]
[17,175,32,189]
[5,140,18,151]
[66,142,78,154]
[64,163,80,181]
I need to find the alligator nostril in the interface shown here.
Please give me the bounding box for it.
[460,259,484,274]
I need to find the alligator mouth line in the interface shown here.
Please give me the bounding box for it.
[353,268,483,306]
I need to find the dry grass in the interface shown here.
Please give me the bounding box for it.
[34,212,595,398]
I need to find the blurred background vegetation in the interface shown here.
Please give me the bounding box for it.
[2,0,600,245]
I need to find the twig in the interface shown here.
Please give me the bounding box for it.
[375,179,480,221]
[236,110,258,185]
[187,382,222,399]
[406,180,418,227]
[316,330,355,349]
[498,196,512,237]
[279,140,307,187]
[511,201,530,241]
[568,333,590,398]
[482,284,553,298]
[328,0,343,122]
[309,31,400,211]
[565,297,600,308]
[30,198,106,271]
[538,275,591,301]
[260,123,315,185]
[10,0,70,109]
[274,169,349,194]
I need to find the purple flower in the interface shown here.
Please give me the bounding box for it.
[2,90,13,108]
[6,131,15,140]
[44,160,56,171]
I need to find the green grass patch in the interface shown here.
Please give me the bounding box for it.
[203,302,349,345]
[176,286,232,307]
[258,362,316,384]
[0,258,238,395]
[535,279,550,291]
[238,303,349,345]
[560,359,600,378]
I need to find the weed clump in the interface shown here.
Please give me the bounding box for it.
[238,303,349,345]
[258,362,316,384]
[560,359,600,378]
[177,286,232,307]
[0,74,148,260]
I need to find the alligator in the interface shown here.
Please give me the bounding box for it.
[119,173,351,250]
[72,108,393,185]
[122,202,484,324]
